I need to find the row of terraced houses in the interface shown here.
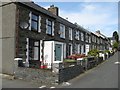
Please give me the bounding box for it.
[1,2,110,75]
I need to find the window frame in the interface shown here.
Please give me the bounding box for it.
[69,28,72,40]
[29,39,40,61]
[31,13,39,31]
[46,19,53,35]
[81,32,84,41]
[60,24,65,38]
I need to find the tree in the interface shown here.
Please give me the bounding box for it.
[113,31,119,42]
[113,41,119,49]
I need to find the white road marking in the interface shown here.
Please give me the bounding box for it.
[39,85,46,88]
[50,87,55,88]
[114,61,120,64]
[62,82,71,86]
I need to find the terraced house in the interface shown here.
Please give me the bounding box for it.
[1,2,110,75]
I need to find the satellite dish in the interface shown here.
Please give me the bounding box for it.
[20,22,29,29]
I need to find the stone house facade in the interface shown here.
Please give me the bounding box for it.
[1,2,110,74]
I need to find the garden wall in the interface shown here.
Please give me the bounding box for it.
[14,52,113,84]
[59,64,84,83]
[14,60,84,84]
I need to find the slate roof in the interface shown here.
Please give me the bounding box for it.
[16,2,89,33]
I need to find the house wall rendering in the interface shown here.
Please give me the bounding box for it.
[2,3,16,75]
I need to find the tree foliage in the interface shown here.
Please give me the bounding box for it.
[113,31,119,42]
[113,41,119,49]
[88,49,99,57]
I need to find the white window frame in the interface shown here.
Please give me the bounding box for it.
[46,19,54,36]
[81,45,84,54]
[75,31,79,40]
[29,12,32,30]
[81,32,84,41]
[89,36,91,43]
[29,12,41,32]
[69,28,72,40]
[38,16,41,32]
[86,34,88,42]
[60,24,65,38]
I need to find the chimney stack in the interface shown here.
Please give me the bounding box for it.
[96,30,101,34]
[48,5,59,16]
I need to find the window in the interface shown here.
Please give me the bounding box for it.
[81,45,84,54]
[46,19,54,35]
[75,31,79,40]
[81,32,84,41]
[94,36,96,43]
[68,44,72,56]
[29,39,40,60]
[92,36,95,42]
[89,36,91,43]
[31,13,39,31]
[85,34,89,42]
[69,28,72,40]
[75,44,80,54]
[59,24,65,38]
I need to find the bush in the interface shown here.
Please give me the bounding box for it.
[67,54,86,60]
[113,41,119,49]
[88,49,99,57]
[104,50,110,54]
[64,59,76,63]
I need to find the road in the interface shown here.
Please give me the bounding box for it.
[59,52,119,88]
[1,52,119,88]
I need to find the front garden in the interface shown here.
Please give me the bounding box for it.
[63,49,114,70]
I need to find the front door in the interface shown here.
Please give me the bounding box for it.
[68,44,72,56]
[55,44,62,61]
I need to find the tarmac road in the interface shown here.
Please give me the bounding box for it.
[59,52,119,88]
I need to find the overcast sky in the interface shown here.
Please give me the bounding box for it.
[32,0,118,37]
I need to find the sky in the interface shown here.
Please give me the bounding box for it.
[32,0,118,37]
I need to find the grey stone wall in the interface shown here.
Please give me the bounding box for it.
[59,64,84,83]
[14,60,85,84]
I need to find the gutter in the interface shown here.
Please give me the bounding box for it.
[0,2,13,7]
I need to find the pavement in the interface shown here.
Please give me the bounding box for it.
[0,74,14,80]
[1,73,57,88]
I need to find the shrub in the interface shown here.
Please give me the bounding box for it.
[67,54,86,60]
[104,50,110,54]
[64,59,76,63]
[88,49,99,57]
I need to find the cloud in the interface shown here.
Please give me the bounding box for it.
[33,2,118,37]
[59,3,117,36]
[32,0,119,2]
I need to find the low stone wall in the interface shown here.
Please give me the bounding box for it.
[14,61,58,85]
[59,64,83,83]
[14,54,110,84]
